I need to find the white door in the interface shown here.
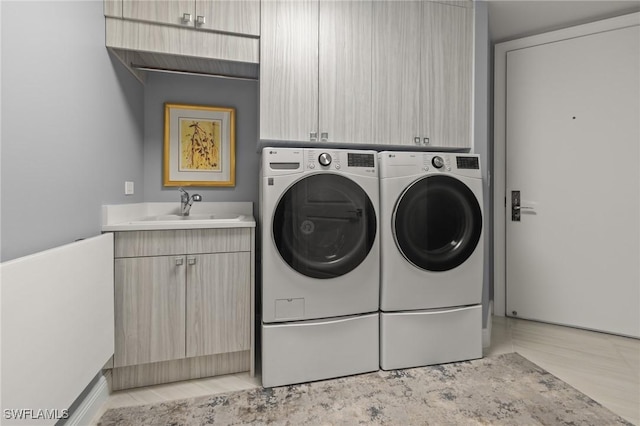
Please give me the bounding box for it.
[505,25,640,337]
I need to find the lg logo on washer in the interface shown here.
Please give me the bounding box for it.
[299,220,315,235]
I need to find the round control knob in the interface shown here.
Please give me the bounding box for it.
[432,156,444,169]
[318,153,332,167]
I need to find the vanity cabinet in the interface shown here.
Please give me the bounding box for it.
[260,0,373,144]
[112,228,254,390]
[121,0,259,36]
[260,0,473,148]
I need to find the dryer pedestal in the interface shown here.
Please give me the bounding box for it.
[262,313,379,388]
[380,305,482,370]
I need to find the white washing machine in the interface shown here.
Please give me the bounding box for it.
[378,151,484,370]
[261,147,379,387]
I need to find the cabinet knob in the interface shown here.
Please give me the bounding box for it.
[414,137,421,145]
[320,132,329,142]
[196,15,206,26]
[423,137,430,145]
[175,257,184,266]
[187,257,197,266]
[182,13,192,24]
[310,132,318,142]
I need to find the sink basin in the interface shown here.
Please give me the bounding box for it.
[139,213,245,222]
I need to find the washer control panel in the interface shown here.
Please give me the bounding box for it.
[318,152,332,167]
[306,149,376,175]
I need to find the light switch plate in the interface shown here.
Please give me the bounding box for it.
[125,181,134,195]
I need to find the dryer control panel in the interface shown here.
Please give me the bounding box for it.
[379,151,481,179]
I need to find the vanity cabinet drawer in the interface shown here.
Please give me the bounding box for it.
[186,228,251,254]
[114,230,186,258]
[115,228,251,258]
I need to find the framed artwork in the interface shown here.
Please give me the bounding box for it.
[163,103,236,187]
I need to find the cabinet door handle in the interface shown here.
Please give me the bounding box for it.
[182,13,192,24]
[187,257,197,266]
[175,257,184,266]
[196,15,206,26]
[320,132,328,142]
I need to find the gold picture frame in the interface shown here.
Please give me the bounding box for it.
[163,103,236,187]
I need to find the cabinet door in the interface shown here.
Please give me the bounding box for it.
[123,0,195,26]
[104,0,123,17]
[318,1,373,144]
[196,0,260,36]
[186,253,251,357]
[260,0,318,142]
[114,256,186,367]
[421,2,473,148]
[371,0,421,145]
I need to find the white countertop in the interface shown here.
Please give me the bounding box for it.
[102,202,255,231]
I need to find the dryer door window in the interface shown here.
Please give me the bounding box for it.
[393,175,482,272]
[273,174,376,279]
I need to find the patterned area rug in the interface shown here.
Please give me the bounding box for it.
[98,353,631,425]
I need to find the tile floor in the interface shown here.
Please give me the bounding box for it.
[92,316,640,425]
[486,316,639,425]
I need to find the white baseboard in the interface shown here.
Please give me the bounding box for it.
[66,372,110,426]
[482,300,493,349]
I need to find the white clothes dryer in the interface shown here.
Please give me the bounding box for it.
[378,151,484,370]
[261,147,379,387]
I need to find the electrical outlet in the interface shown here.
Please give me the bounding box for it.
[125,181,134,195]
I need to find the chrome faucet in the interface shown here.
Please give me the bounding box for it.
[179,188,202,216]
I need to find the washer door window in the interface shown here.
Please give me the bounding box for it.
[394,175,482,272]
[273,174,376,279]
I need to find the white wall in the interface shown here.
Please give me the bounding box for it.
[0,0,144,262]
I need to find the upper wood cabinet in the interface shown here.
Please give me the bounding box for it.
[373,0,472,147]
[259,0,318,143]
[318,1,373,144]
[371,0,421,146]
[122,0,259,36]
[260,0,373,144]
[105,0,260,80]
[421,1,473,148]
[260,0,473,148]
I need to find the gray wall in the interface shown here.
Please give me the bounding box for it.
[474,1,492,328]
[142,72,260,211]
[0,0,144,262]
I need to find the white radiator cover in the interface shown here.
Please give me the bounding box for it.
[1,234,114,425]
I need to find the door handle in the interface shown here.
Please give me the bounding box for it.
[512,190,536,221]
[512,190,521,221]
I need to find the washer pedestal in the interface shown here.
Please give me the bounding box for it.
[262,313,379,388]
[380,305,482,370]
